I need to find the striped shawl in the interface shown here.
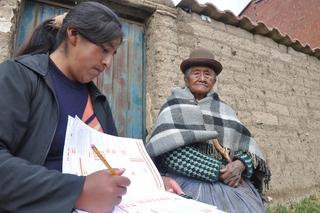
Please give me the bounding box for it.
[146,87,271,194]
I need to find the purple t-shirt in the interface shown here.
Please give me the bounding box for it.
[44,59,88,171]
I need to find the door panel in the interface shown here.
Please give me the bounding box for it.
[16,0,145,139]
[97,21,145,138]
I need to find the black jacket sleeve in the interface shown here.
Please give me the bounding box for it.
[0,60,85,213]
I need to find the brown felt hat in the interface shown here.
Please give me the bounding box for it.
[180,48,222,75]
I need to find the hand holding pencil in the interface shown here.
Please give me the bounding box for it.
[75,144,131,213]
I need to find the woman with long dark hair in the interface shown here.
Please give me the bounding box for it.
[0,2,130,212]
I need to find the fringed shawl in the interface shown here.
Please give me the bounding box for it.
[146,87,271,194]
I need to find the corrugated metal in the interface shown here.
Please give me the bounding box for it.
[177,0,320,59]
[16,0,146,139]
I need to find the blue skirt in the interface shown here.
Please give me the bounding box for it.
[167,173,265,213]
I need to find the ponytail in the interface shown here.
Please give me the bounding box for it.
[15,13,66,57]
[15,1,123,57]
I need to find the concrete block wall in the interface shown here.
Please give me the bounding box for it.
[146,7,320,203]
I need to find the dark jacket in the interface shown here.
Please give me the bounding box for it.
[0,54,118,212]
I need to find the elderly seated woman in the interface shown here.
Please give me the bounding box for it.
[145,48,271,213]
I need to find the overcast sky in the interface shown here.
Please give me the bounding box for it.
[171,0,251,15]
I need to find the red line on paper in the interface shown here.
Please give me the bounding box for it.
[136,142,163,189]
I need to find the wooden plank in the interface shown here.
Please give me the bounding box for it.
[97,21,145,139]
[127,23,144,138]
[15,0,36,50]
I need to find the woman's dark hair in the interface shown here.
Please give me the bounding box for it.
[15,19,58,56]
[16,1,123,57]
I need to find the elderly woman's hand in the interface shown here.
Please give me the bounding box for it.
[219,160,245,188]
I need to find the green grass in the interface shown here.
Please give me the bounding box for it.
[267,194,320,213]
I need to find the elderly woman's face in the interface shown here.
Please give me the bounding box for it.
[185,66,216,100]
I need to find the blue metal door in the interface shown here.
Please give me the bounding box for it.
[16,0,145,139]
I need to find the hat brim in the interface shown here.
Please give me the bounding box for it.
[180,58,222,75]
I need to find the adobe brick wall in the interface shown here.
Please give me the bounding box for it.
[0,0,20,61]
[241,0,320,49]
[145,7,320,204]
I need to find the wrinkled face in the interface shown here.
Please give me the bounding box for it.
[185,66,216,100]
[65,30,121,83]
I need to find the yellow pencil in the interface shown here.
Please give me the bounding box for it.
[90,144,116,176]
